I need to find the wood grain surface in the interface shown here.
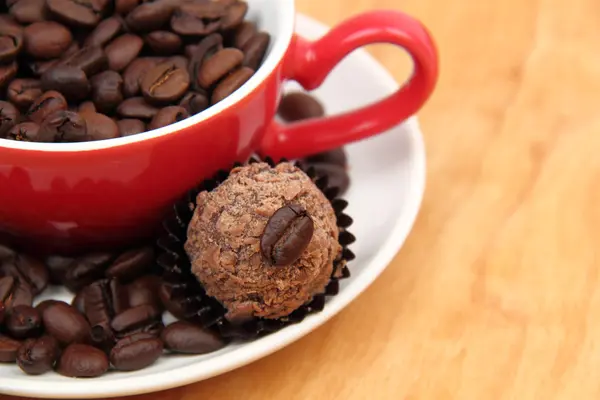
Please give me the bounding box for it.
[5,0,600,399]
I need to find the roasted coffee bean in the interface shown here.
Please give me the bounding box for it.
[211,66,253,104]
[6,122,42,143]
[105,246,154,283]
[148,105,188,130]
[117,118,145,136]
[260,204,315,267]
[0,334,21,362]
[78,101,96,114]
[126,0,175,32]
[105,34,144,72]
[63,40,79,58]
[84,278,128,328]
[161,321,225,354]
[179,91,208,115]
[305,148,348,168]
[80,111,120,140]
[42,302,90,346]
[122,57,160,97]
[220,0,247,31]
[39,110,88,142]
[110,304,161,334]
[0,276,33,309]
[9,0,47,24]
[85,16,123,47]
[45,255,73,285]
[141,60,189,105]
[308,163,350,195]
[6,305,42,339]
[90,71,123,113]
[26,90,67,124]
[197,47,243,89]
[110,332,163,371]
[170,2,226,36]
[169,54,188,70]
[16,336,59,375]
[115,0,140,15]
[41,65,90,102]
[46,0,107,28]
[62,45,108,76]
[28,59,58,77]
[0,23,23,63]
[278,92,325,122]
[145,30,181,55]
[35,299,66,314]
[57,343,108,377]
[242,31,270,70]
[0,100,19,137]
[0,254,49,295]
[188,33,222,91]
[23,21,72,59]
[0,243,16,261]
[64,252,113,292]
[117,96,158,119]
[127,275,162,309]
[0,61,17,88]
[232,21,255,49]
[7,79,42,111]
[71,288,86,314]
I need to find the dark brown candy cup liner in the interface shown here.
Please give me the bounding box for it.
[156,156,355,340]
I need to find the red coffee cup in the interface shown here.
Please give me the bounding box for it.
[0,2,438,254]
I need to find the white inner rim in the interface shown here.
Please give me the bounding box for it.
[0,0,296,152]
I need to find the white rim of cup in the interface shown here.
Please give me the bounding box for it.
[0,0,296,153]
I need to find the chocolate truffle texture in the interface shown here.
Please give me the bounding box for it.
[185,162,341,320]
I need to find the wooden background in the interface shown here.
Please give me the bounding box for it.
[6,0,600,399]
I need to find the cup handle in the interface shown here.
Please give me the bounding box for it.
[258,10,439,161]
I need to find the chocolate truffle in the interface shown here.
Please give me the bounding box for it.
[184,162,341,321]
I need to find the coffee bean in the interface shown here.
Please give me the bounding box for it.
[62,45,108,76]
[141,60,189,105]
[179,91,208,115]
[115,0,140,15]
[24,21,72,59]
[7,79,42,111]
[127,275,161,309]
[57,343,108,377]
[9,0,47,24]
[105,246,154,283]
[90,70,123,113]
[47,0,107,28]
[6,305,42,339]
[26,90,67,124]
[85,16,123,47]
[105,34,143,72]
[148,105,188,130]
[0,276,33,309]
[71,288,86,314]
[117,118,145,136]
[16,336,59,375]
[63,40,79,58]
[211,65,253,104]
[0,254,49,295]
[35,299,66,314]
[41,65,90,102]
[110,332,163,371]
[64,252,113,292]
[122,57,159,97]
[126,0,175,32]
[39,110,88,142]
[0,334,21,362]
[0,100,19,137]
[0,244,16,261]
[161,321,225,354]
[242,31,270,70]
[0,23,23,63]
[232,21,255,49]
[0,61,17,88]
[28,59,58,77]
[170,2,226,36]
[111,304,161,334]
[188,33,222,91]
[278,92,325,122]
[80,111,120,141]
[197,47,243,89]
[117,96,158,119]
[5,122,38,141]
[220,0,247,31]
[168,54,187,70]
[84,278,128,330]
[145,30,181,55]
[45,255,73,285]
[42,302,91,346]
[260,204,315,267]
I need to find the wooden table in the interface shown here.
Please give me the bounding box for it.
[6,0,600,399]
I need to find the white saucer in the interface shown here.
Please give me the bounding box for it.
[0,14,426,398]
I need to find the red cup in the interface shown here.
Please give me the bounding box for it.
[0,3,438,254]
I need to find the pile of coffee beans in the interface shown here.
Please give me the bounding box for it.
[0,244,226,377]
[278,91,351,195]
[0,0,270,142]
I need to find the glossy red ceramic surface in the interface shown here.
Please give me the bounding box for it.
[0,10,438,254]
